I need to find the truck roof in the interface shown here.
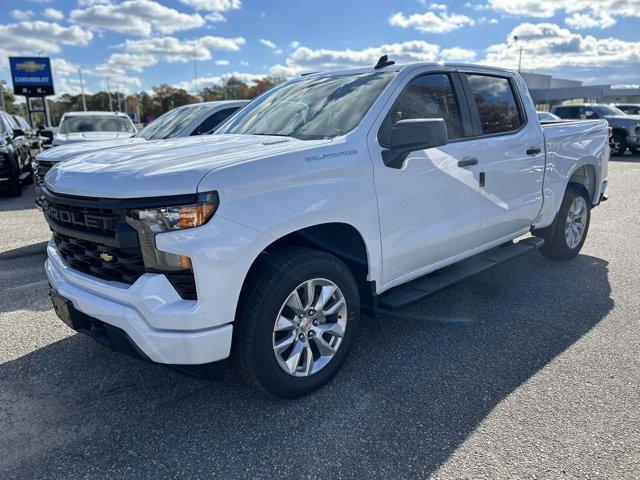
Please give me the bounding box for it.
[298,62,519,78]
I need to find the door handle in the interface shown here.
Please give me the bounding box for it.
[526,147,542,155]
[457,158,479,168]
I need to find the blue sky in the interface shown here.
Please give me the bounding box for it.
[1,0,639,97]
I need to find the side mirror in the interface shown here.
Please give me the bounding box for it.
[382,118,448,168]
[12,128,25,137]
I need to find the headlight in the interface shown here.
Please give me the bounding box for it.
[126,191,219,271]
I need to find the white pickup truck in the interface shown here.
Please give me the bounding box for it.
[41,59,609,398]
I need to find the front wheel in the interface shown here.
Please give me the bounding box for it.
[234,248,361,398]
[536,184,591,261]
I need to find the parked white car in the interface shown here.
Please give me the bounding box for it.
[41,60,609,398]
[50,111,137,148]
[34,101,248,187]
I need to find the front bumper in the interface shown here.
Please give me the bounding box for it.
[46,240,233,365]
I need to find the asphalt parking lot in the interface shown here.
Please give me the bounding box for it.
[1,157,639,479]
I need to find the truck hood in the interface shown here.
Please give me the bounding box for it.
[37,137,149,163]
[53,131,135,146]
[603,114,640,127]
[45,134,332,198]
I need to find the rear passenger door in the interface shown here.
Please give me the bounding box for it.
[461,72,545,244]
[370,70,484,285]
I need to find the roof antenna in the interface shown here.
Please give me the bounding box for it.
[374,55,395,69]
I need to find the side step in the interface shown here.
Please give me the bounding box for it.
[377,237,544,310]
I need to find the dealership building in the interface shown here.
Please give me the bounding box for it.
[521,72,640,109]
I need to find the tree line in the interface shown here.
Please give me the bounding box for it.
[1,75,284,127]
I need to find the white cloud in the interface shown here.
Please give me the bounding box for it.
[271,41,444,77]
[11,10,34,21]
[260,38,277,49]
[389,10,474,33]
[240,60,250,66]
[103,53,158,72]
[0,21,93,69]
[176,71,266,92]
[486,0,640,29]
[441,47,477,61]
[289,41,300,49]
[70,0,205,36]
[180,0,241,12]
[215,59,230,65]
[483,22,640,70]
[205,12,227,22]
[123,35,246,63]
[43,8,64,21]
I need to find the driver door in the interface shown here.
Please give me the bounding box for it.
[367,71,484,287]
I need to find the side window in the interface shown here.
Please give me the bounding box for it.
[557,107,579,119]
[382,73,463,143]
[466,74,523,135]
[582,108,598,119]
[193,107,241,135]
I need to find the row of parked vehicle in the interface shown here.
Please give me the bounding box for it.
[537,103,640,156]
[0,110,44,196]
[1,100,248,197]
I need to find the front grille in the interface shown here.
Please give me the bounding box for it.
[39,196,119,237]
[53,232,145,284]
[35,160,56,185]
[42,188,197,299]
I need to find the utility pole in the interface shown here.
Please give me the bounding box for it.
[513,35,524,72]
[0,80,6,112]
[78,66,87,111]
[106,77,113,111]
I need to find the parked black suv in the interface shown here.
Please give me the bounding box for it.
[13,114,43,159]
[551,104,640,156]
[0,111,34,196]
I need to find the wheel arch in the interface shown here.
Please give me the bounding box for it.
[240,222,375,311]
[568,163,598,203]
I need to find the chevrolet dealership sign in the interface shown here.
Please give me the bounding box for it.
[9,57,55,96]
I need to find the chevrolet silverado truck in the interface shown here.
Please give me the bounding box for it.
[41,59,609,398]
[50,111,137,148]
[34,101,248,190]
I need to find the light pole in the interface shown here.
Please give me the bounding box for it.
[78,66,87,111]
[513,35,524,72]
[106,77,113,111]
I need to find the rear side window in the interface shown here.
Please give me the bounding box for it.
[554,107,580,119]
[193,107,241,135]
[466,74,523,135]
[384,73,463,141]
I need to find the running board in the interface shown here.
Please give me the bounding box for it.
[377,237,544,310]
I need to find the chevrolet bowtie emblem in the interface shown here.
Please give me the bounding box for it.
[100,253,114,262]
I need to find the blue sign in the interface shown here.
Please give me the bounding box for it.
[9,57,55,96]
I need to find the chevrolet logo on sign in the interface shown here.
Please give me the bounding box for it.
[16,61,47,73]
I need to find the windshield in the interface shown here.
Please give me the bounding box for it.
[59,116,135,134]
[216,72,395,140]
[593,105,626,116]
[136,104,204,140]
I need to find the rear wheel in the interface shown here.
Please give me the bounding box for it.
[610,132,627,156]
[536,184,591,261]
[234,248,361,398]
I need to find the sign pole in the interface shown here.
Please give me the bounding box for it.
[43,96,51,127]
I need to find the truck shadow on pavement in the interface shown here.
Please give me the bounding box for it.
[0,253,612,479]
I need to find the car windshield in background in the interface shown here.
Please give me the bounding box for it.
[136,105,203,140]
[59,116,135,134]
[593,106,626,116]
[216,72,395,140]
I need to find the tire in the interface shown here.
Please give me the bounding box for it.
[4,154,22,197]
[610,132,627,156]
[536,183,591,261]
[234,247,361,398]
